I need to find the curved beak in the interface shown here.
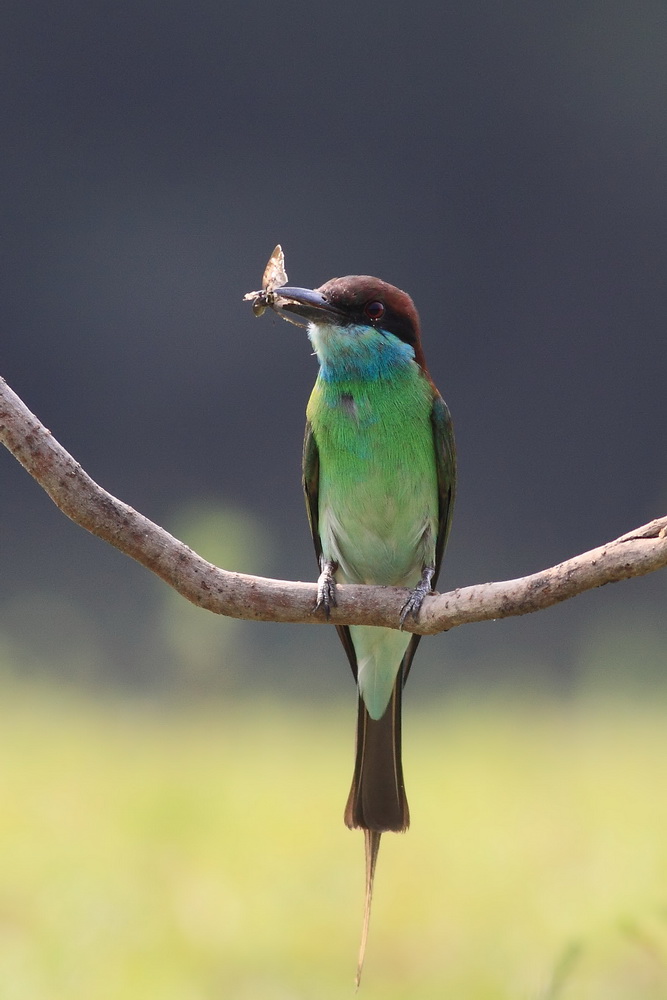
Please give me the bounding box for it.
[276,286,345,324]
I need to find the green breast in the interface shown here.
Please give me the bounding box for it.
[307,367,438,588]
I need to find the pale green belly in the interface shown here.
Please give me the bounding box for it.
[318,481,433,587]
[310,373,438,719]
[318,475,434,719]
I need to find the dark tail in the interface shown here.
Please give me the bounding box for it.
[345,671,409,987]
[344,665,410,833]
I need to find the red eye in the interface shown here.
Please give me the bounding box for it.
[364,300,385,320]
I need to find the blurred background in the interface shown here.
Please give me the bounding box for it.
[1,0,666,698]
[1,2,667,996]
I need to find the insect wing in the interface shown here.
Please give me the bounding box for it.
[262,244,288,292]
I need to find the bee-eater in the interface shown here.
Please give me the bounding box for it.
[269,273,456,981]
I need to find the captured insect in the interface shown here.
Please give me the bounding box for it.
[244,245,309,327]
[243,244,289,316]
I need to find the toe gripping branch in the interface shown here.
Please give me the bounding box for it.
[315,558,338,617]
[315,561,435,626]
[399,565,435,629]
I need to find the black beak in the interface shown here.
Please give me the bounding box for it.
[275,286,345,324]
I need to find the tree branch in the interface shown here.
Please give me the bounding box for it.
[1,375,666,635]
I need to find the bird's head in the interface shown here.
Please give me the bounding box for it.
[275,275,427,378]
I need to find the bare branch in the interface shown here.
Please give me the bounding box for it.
[1,375,666,635]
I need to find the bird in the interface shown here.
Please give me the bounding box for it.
[252,267,456,984]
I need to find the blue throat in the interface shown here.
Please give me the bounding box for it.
[309,321,416,382]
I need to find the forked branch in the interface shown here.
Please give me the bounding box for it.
[1,375,666,635]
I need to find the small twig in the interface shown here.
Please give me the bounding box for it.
[1,375,666,635]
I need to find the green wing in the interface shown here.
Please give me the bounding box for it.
[302,420,322,566]
[302,420,360,679]
[401,389,456,682]
[430,390,457,587]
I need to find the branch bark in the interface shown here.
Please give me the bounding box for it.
[1,375,666,635]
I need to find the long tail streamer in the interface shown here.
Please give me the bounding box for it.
[355,829,382,989]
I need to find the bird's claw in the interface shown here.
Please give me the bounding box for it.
[315,561,338,618]
[399,593,422,628]
[399,566,435,629]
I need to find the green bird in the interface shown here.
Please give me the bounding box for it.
[261,271,456,982]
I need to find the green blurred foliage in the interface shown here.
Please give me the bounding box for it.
[2,684,667,997]
[0,501,273,692]
[155,501,272,689]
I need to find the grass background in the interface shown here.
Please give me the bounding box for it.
[2,683,667,998]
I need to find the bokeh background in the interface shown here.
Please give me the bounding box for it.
[1,2,667,997]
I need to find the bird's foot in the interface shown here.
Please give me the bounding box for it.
[399,566,435,629]
[315,559,338,618]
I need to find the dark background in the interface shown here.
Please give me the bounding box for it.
[1,1,666,698]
